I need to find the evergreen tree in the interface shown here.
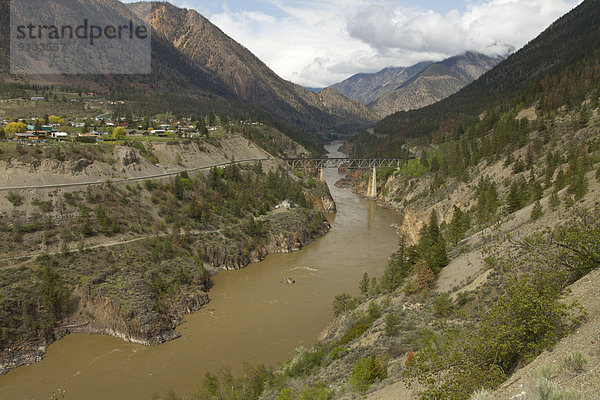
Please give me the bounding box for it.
[549,190,561,211]
[448,206,470,245]
[531,201,544,221]
[381,236,412,293]
[418,211,448,274]
[359,272,370,296]
[507,181,523,213]
[555,169,567,190]
[569,166,589,200]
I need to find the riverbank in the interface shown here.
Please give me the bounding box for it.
[0,136,334,376]
[0,142,406,400]
[0,207,331,376]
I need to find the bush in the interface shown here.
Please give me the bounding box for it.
[525,377,580,400]
[367,301,381,320]
[277,383,332,400]
[330,346,349,360]
[284,345,328,378]
[332,293,359,317]
[6,191,23,206]
[562,352,587,374]
[469,389,493,400]
[338,320,372,346]
[349,354,387,392]
[432,293,453,317]
[191,365,272,400]
[549,190,560,211]
[32,198,53,212]
[404,272,574,399]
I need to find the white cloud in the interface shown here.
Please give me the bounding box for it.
[347,0,583,61]
[206,0,582,87]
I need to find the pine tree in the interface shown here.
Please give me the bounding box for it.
[360,272,370,296]
[555,169,567,190]
[549,189,561,211]
[418,211,448,274]
[531,201,544,221]
[448,206,470,245]
[569,168,588,200]
[507,181,523,213]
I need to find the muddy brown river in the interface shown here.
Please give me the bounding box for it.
[0,143,403,400]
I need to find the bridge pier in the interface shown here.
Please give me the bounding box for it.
[318,167,324,181]
[366,167,377,199]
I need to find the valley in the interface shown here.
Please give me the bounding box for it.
[0,143,404,400]
[1,0,600,399]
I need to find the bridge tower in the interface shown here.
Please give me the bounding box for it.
[366,167,377,199]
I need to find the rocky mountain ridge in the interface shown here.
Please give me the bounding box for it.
[330,52,502,117]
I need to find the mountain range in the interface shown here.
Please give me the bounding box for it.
[349,0,600,156]
[331,52,503,117]
[0,0,377,147]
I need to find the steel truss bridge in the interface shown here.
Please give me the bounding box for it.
[282,157,411,170]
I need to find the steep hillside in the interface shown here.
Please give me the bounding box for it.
[0,0,375,148]
[352,0,598,154]
[331,62,433,105]
[329,52,500,117]
[132,2,376,133]
[369,52,503,117]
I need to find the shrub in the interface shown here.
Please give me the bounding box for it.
[525,377,580,400]
[192,365,272,400]
[562,352,587,374]
[285,346,328,377]
[332,293,358,317]
[433,293,453,317]
[404,273,574,399]
[367,301,381,320]
[469,389,493,400]
[338,320,372,346]
[349,354,387,392]
[277,383,332,400]
[6,191,23,206]
[330,346,349,360]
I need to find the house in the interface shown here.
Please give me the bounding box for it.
[78,133,102,141]
[51,132,68,139]
[41,125,53,132]
[15,132,35,139]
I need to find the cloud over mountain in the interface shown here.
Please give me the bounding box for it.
[139,0,582,87]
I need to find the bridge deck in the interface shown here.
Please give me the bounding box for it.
[282,158,411,169]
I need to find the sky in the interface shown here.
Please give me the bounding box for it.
[124,0,583,88]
